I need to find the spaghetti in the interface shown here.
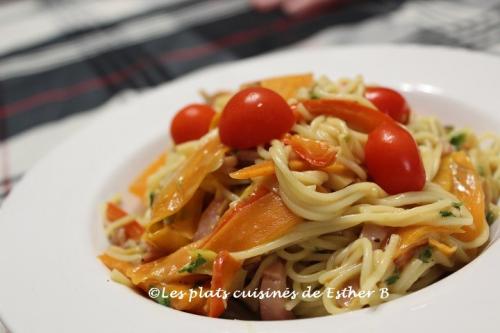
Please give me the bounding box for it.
[99,73,499,320]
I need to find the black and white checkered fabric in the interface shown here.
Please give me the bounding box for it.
[1,0,500,204]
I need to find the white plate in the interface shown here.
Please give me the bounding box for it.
[1,45,499,333]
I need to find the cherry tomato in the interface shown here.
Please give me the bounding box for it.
[170,104,215,144]
[218,87,294,149]
[365,87,411,124]
[365,121,425,194]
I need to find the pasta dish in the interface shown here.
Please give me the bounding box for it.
[99,73,499,320]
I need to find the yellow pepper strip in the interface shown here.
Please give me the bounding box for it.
[259,73,314,101]
[434,151,487,242]
[395,225,461,259]
[209,111,222,129]
[144,190,204,256]
[143,225,192,258]
[170,190,204,238]
[129,152,167,203]
[150,134,225,224]
[428,238,457,256]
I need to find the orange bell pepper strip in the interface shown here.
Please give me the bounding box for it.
[145,282,209,315]
[394,225,461,259]
[127,240,204,286]
[201,186,302,252]
[230,159,353,180]
[230,160,275,179]
[302,99,395,133]
[128,245,214,315]
[434,151,487,242]
[171,282,210,315]
[106,203,145,241]
[129,152,167,202]
[283,134,337,167]
[150,134,225,224]
[259,73,314,101]
[208,251,242,317]
[128,185,301,305]
[99,253,135,276]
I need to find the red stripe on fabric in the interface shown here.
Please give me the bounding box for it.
[0,14,310,119]
[0,57,157,118]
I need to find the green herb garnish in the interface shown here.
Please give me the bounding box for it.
[385,269,400,285]
[149,288,171,307]
[450,133,466,150]
[418,246,433,263]
[155,295,171,307]
[478,165,486,177]
[178,253,207,273]
[440,210,455,217]
[149,192,155,207]
[486,210,496,226]
[452,202,462,209]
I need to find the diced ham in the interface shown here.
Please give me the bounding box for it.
[360,223,392,250]
[193,196,228,240]
[259,260,295,320]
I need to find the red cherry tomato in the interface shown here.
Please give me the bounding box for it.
[170,104,215,144]
[365,121,425,194]
[218,87,295,149]
[365,87,411,124]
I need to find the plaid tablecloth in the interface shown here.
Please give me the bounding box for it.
[2,0,500,206]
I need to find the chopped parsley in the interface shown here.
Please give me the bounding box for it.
[449,133,466,150]
[155,295,171,307]
[149,288,171,307]
[486,210,496,226]
[440,210,455,217]
[178,253,207,273]
[478,165,486,177]
[149,192,155,207]
[385,269,400,285]
[418,246,433,263]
